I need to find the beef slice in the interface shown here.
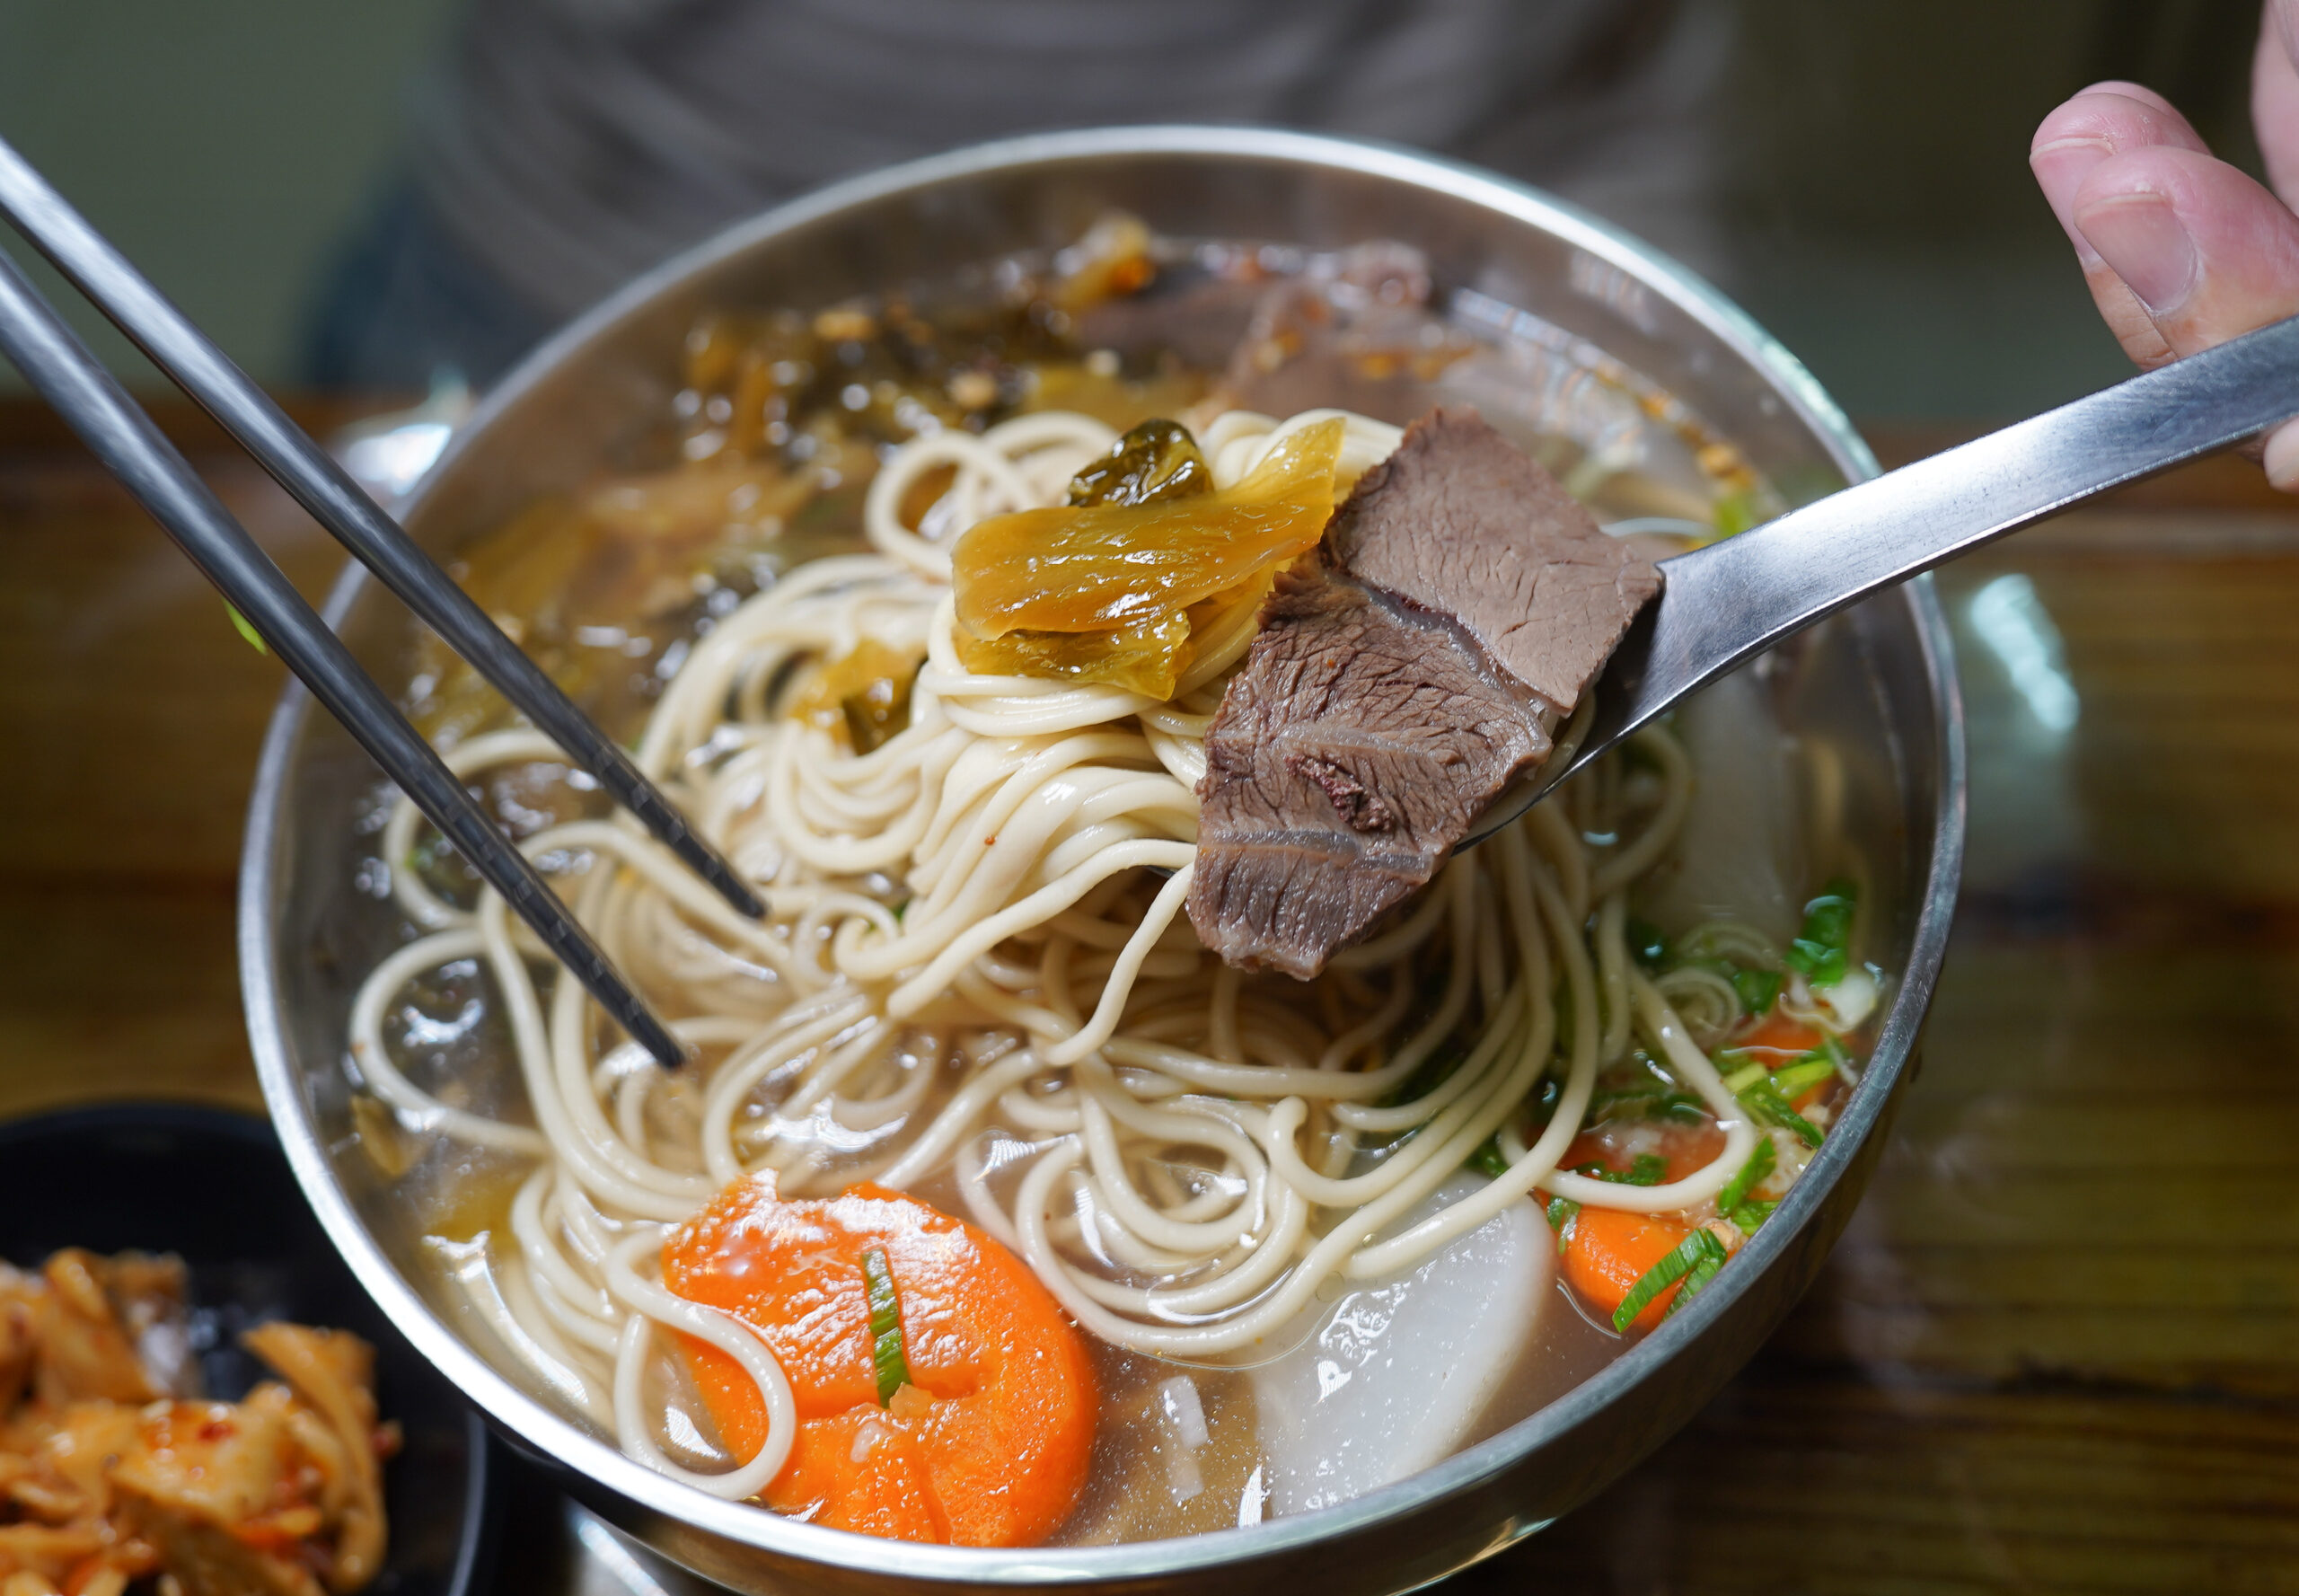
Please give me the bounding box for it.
[1187,554,1553,979]
[1187,407,1660,976]
[1329,407,1660,710]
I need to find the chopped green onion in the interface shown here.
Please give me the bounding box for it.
[1380,1046,1465,1109]
[1728,1198,1777,1230]
[1465,1135,1510,1178]
[1713,1138,1775,1216]
[1625,918,1670,969]
[1566,1155,1667,1187]
[1712,488,1764,539]
[1546,1195,1581,1234]
[1739,1079,1825,1148]
[1730,966,1783,1015]
[1612,1229,1730,1332]
[1588,1084,1706,1125]
[891,897,911,921]
[1665,1239,1730,1318]
[860,1248,910,1405]
[225,603,269,655]
[1785,878,1859,987]
[1771,1056,1837,1098]
[1721,1060,1768,1093]
[1524,1074,1563,1129]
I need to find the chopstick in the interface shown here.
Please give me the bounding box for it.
[0,135,764,926]
[0,242,690,1071]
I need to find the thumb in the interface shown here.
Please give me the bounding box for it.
[2071,143,2299,487]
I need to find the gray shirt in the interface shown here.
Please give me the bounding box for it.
[408,0,1725,319]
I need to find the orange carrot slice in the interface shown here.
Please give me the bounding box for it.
[1563,1207,1697,1333]
[662,1178,1096,1548]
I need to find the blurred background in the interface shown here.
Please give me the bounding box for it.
[0,0,2267,419]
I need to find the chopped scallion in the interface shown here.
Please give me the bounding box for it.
[1625,918,1670,969]
[1713,488,1764,539]
[1588,1084,1706,1125]
[1728,1198,1777,1230]
[1570,1155,1667,1187]
[860,1248,910,1405]
[1665,1239,1730,1318]
[1739,1079,1825,1148]
[1722,1060,1768,1094]
[1381,1046,1466,1109]
[1612,1229,1730,1332]
[225,603,269,655]
[1546,1195,1581,1234]
[1526,1073,1563,1127]
[1785,878,1859,987]
[1771,1056,1837,1098]
[1465,1135,1510,1178]
[1713,1138,1775,1216]
[1730,966,1783,1015]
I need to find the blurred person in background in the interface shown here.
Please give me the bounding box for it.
[304,0,1727,392]
[2034,0,2299,490]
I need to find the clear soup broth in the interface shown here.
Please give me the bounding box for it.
[342,221,1886,1548]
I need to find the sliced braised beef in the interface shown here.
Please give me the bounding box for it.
[1188,408,1660,977]
[1187,553,1555,979]
[1329,407,1661,710]
[1219,243,1478,428]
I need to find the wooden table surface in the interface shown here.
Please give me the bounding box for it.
[1,404,2293,1593]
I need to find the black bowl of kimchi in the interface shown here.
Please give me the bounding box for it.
[0,1104,493,1596]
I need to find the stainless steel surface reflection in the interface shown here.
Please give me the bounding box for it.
[237,128,1965,1596]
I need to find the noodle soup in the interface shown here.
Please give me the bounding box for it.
[344,223,1887,1548]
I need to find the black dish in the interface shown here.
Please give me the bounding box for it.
[0,1103,494,1596]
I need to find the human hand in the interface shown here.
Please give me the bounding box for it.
[2030,2,2299,489]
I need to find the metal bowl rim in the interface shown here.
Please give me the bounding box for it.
[240,124,1966,1584]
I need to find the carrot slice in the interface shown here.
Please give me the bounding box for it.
[661,1178,1097,1548]
[1563,1207,1696,1333]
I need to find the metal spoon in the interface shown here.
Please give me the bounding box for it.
[1470,310,2299,841]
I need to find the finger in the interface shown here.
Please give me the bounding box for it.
[2255,3,2299,208]
[2030,84,2210,366]
[2072,143,2299,353]
[2031,82,2207,247]
[2074,144,2299,487]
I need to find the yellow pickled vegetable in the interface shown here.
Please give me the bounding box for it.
[951,418,1344,697]
[795,640,922,753]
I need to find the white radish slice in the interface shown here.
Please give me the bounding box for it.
[1246,1177,1551,1516]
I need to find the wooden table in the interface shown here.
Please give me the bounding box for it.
[2,406,2293,1592]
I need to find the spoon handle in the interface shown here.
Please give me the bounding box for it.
[1577,310,2299,773]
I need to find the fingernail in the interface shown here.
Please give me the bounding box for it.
[2277,0,2299,67]
[2076,192,2198,314]
[2265,419,2299,494]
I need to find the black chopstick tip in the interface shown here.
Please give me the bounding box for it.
[717,872,767,920]
[630,1011,693,1071]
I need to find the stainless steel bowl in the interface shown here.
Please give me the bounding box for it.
[241,128,1965,1596]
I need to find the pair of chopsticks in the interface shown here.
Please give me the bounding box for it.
[0,136,754,1070]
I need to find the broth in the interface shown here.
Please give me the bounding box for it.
[341,222,1879,1548]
